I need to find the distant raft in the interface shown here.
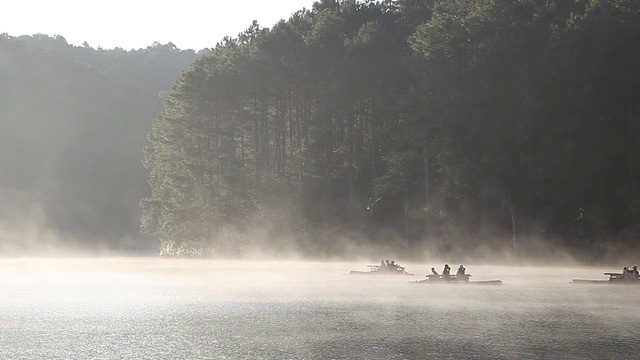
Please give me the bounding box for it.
[572,272,640,284]
[349,264,414,276]
[411,274,502,285]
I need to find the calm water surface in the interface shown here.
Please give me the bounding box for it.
[0,258,637,359]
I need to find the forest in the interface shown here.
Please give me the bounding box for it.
[0,33,198,253]
[2,0,639,262]
[142,0,640,261]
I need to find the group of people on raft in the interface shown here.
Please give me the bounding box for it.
[429,264,466,277]
[378,259,405,272]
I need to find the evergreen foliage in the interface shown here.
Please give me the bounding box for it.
[143,0,640,259]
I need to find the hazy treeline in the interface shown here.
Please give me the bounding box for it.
[143,0,640,260]
[0,33,198,252]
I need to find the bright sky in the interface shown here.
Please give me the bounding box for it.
[2,0,317,50]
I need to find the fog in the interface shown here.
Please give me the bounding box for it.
[2,7,640,357]
[1,258,638,359]
[0,34,197,251]
[3,21,639,263]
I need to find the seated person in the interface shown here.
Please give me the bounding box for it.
[457,264,466,276]
[431,267,439,276]
[632,266,639,279]
[442,264,451,276]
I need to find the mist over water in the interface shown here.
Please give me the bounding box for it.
[1,258,637,359]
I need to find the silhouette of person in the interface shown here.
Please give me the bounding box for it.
[442,264,451,276]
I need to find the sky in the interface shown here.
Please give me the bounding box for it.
[2,0,317,50]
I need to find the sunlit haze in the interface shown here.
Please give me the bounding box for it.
[2,0,316,50]
[1,1,638,356]
[1,258,639,358]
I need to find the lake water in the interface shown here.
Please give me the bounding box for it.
[0,258,637,359]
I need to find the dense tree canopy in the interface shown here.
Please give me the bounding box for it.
[3,0,636,261]
[142,0,640,261]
